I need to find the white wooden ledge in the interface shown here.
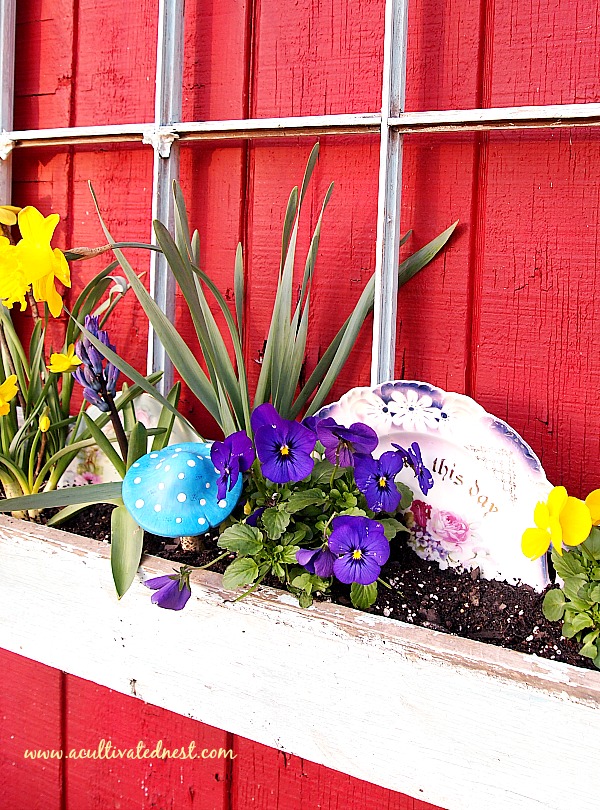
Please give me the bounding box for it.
[0,515,598,810]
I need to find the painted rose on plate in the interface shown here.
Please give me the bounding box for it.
[408,499,484,569]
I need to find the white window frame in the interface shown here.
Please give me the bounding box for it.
[3,0,600,392]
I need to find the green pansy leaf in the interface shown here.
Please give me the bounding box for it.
[311,460,345,485]
[222,557,259,591]
[542,589,566,622]
[291,573,312,590]
[279,545,300,565]
[570,612,594,633]
[552,549,585,577]
[285,488,327,513]
[583,526,600,560]
[589,584,600,602]
[262,507,291,540]
[350,582,378,610]
[379,517,406,541]
[396,481,414,510]
[217,524,263,556]
[299,591,313,609]
[579,641,598,659]
[110,505,144,598]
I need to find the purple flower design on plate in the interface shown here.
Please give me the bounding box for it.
[393,441,434,496]
[251,403,315,483]
[328,515,390,585]
[316,417,378,467]
[296,545,336,578]
[354,451,404,513]
[211,430,255,500]
[145,569,192,611]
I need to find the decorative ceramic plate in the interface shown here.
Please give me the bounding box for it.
[315,381,552,590]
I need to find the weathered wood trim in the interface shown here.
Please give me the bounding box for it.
[0,514,598,810]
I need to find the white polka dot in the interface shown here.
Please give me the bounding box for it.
[171,454,178,459]
[177,493,186,503]
[196,454,203,459]
[132,462,140,468]
[218,499,227,508]
[176,517,182,524]
[150,453,158,459]
[187,460,196,467]
[205,482,211,489]
[198,518,206,525]
[154,504,161,512]
[178,472,185,479]
[135,499,144,509]
[158,482,165,490]
[133,477,141,484]
[214,467,220,474]
[164,465,171,472]
[156,463,162,470]
[200,498,206,506]
[175,447,182,452]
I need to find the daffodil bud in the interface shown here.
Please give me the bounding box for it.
[39,413,50,433]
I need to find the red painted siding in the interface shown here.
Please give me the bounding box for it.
[5,0,599,807]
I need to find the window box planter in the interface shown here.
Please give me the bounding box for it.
[0,514,598,810]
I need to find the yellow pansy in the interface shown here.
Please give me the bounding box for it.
[15,206,71,317]
[522,485,592,559]
[0,205,22,226]
[47,343,82,373]
[39,414,51,433]
[585,489,600,525]
[0,375,18,417]
[0,236,29,310]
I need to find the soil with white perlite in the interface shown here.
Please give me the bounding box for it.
[50,503,596,671]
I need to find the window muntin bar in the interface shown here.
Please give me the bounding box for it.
[0,0,15,204]
[371,0,410,386]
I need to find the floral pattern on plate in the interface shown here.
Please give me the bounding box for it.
[315,380,552,590]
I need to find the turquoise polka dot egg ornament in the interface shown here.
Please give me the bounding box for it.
[122,442,242,537]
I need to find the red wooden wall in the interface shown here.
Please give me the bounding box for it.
[3,0,600,807]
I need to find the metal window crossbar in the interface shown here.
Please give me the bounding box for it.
[6,102,600,152]
[3,0,599,392]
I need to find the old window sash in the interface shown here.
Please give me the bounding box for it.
[3,0,600,391]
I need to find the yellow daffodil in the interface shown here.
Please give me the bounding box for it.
[47,343,82,373]
[0,236,29,310]
[15,206,71,317]
[0,204,22,226]
[39,414,51,433]
[585,489,600,525]
[522,485,592,559]
[0,375,18,417]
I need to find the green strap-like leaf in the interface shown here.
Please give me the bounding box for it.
[88,184,221,422]
[0,481,123,512]
[83,413,127,478]
[126,421,149,470]
[151,381,182,451]
[111,504,144,598]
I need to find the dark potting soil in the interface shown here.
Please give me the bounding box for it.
[50,503,596,672]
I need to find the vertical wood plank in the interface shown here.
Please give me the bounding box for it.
[62,675,230,810]
[230,737,443,810]
[0,650,63,810]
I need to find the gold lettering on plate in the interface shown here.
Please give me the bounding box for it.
[431,458,499,515]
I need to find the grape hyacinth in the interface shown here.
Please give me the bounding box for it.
[73,314,128,460]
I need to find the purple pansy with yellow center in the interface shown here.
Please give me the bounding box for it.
[211,430,255,500]
[251,403,315,484]
[145,567,192,611]
[296,544,336,578]
[354,450,404,513]
[316,417,378,467]
[393,441,434,496]
[328,515,390,585]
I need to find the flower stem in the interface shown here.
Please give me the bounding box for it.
[100,383,129,462]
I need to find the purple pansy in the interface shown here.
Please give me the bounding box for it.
[245,506,265,527]
[251,403,316,484]
[301,414,320,433]
[354,451,405,513]
[393,441,434,495]
[73,314,120,412]
[211,430,255,500]
[316,417,378,467]
[296,544,336,578]
[145,569,192,611]
[328,515,390,585]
